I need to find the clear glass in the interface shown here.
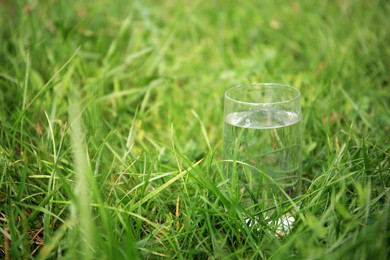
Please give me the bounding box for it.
[223,83,302,214]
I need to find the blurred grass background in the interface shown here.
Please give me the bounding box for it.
[0,0,389,259]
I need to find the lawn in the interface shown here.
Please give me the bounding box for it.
[0,0,389,259]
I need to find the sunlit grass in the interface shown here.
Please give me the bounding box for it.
[0,0,389,259]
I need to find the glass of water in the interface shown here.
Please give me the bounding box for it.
[223,83,302,213]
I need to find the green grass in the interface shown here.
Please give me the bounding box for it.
[0,0,389,258]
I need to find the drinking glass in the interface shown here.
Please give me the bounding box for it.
[223,83,302,213]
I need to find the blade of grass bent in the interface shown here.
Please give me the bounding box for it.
[131,158,204,210]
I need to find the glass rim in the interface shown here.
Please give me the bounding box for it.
[225,83,301,105]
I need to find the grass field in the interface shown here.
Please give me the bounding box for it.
[0,0,389,259]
